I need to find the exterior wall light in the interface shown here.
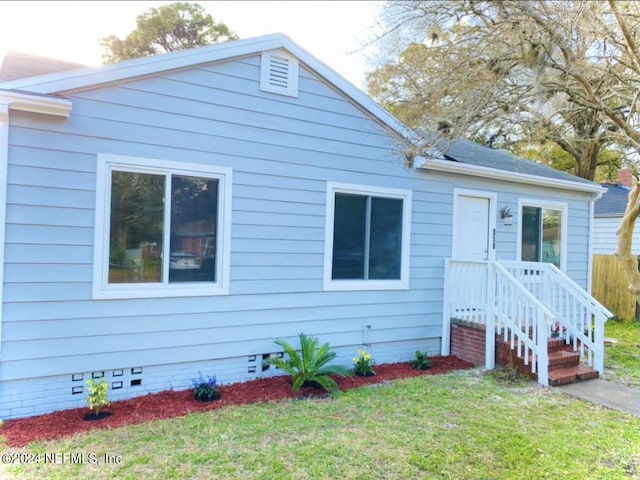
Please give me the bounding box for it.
[500,206,513,226]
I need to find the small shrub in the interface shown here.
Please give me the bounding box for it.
[85,378,110,415]
[265,333,352,393]
[192,372,221,402]
[353,349,376,376]
[411,350,432,370]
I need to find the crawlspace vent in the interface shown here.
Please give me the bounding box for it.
[70,367,144,395]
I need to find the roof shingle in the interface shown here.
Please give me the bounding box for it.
[0,50,85,82]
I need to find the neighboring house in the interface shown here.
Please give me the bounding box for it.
[0,34,610,420]
[591,169,638,319]
[593,169,639,254]
[0,50,86,82]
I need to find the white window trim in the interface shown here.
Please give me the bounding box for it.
[516,198,568,272]
[323,182,412,291]
[93,154,232,299]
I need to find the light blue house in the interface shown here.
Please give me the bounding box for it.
[0,34,610,419]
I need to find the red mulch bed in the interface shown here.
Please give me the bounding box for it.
[1,356,473,448]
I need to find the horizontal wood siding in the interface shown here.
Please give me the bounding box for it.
[2,56,444,382]
[425,171,592,288]
[1,54,594,390]
[593,216,640,255]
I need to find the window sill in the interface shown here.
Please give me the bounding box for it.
[93,283,229,300]
[323,279,409,292]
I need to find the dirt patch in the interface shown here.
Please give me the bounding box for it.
[0,356,473,447]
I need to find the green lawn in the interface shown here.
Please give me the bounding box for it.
[604,318,640,386]
[2,369,639,480]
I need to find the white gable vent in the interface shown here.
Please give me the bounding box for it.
[260,50,299,97]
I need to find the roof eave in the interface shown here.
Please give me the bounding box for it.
[0,34,293,94]
[0,90,72,117]
[415,156,606,196]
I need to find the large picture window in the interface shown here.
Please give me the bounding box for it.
[94,155,231,299]
[520,201,566,270]
[324,183,411,291]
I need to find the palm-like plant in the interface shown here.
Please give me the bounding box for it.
[266,333,352,393]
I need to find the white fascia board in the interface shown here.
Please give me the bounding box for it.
[0,33,417,143]
[0,34,292,94]
[282,42,419,143]
[416,156,607,196]
[0,90,72,117]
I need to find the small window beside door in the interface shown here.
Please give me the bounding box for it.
[520,204,564,269]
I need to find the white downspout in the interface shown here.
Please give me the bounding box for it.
[587,193,602,295]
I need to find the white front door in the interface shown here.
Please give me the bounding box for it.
[454,194,492,260]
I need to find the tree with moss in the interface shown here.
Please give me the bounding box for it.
[100,2,238,63]
[369,1,635,182]
[373,1,640,299]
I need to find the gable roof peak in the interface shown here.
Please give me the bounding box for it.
[0,33,416,145]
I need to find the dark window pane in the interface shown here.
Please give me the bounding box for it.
[521,206,541,262]
[109,171,165,284]
[169,175,219,283]
[369,197,403,279]
[332,193,366,279]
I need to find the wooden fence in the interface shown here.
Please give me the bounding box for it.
[592,254,638,320]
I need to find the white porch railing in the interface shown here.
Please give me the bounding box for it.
[493,261,553,385]
[500,261,612,374]
[442,259,612,385]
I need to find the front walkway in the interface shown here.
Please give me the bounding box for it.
[556,379,639,416]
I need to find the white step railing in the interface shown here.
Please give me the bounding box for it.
[493,262,553,385]
[500,261,612,374]
[443,259,552,384]
[443,259,489,324]
[441,259,489,367]
[443,259,611,385]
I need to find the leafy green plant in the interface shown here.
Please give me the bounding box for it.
[86,378,110,415]
[192,372,221,402]
[266,333,352,393]
[353,349,376,376]
[411,350,432,370]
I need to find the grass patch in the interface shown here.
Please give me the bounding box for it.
[604,318,639,386]
[485,366,531,387]
[2,369,639,480]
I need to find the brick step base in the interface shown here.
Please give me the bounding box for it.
[450,321,599,387]
[548,365,600,386]
[495,337,598,386]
